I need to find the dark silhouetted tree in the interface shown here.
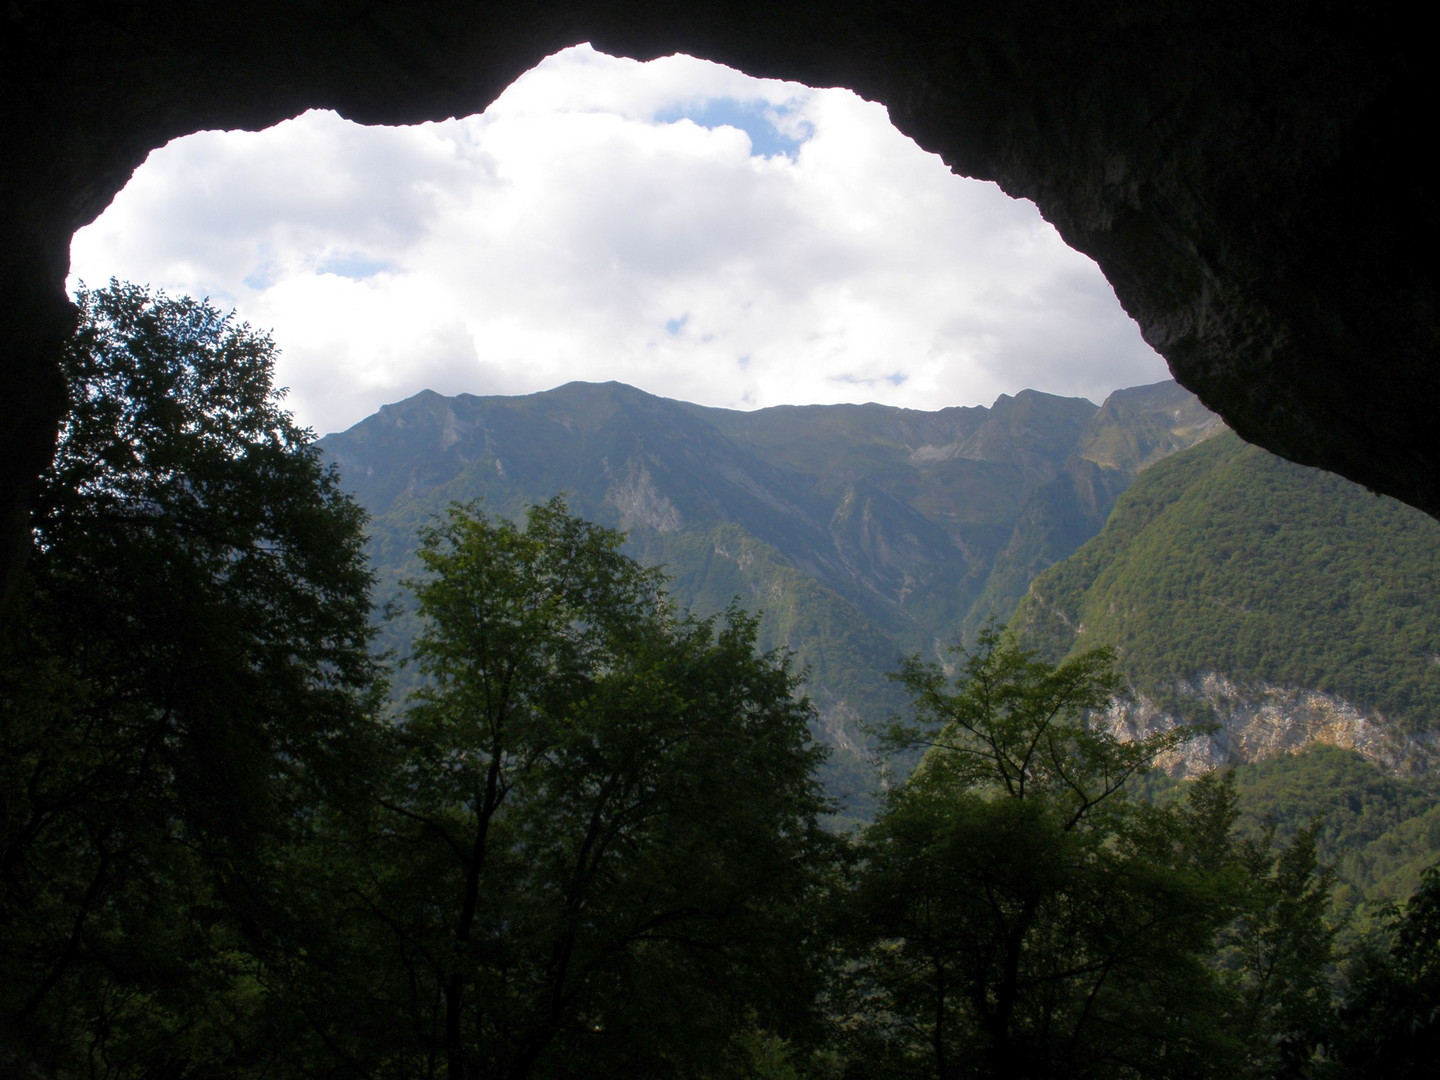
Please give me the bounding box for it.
[841,629,1241,1079]
[306,498,835,1079]
[0,281,382,1077]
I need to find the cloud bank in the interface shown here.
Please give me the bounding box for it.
[69,45,1168,437]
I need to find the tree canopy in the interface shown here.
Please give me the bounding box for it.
[837,630,1335,1080]
[0,281,383,1076]
[4,281,1431,1080]
[301,498,836,1079]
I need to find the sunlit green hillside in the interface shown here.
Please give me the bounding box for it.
[1014,430,1440,735]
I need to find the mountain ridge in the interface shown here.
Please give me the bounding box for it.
[319,378,1219,815]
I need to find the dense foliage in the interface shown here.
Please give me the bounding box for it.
[1329,865,1440,1077]
[297,498,836,1078]
[1223,745,1440,917]
[833,631,1337,1079]
[1,282,384,1075]
[5,283,1438,1079]
[1,284,836,1078]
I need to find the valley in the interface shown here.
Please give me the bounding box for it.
[318,378,1220,810]
[321,378,1440,902]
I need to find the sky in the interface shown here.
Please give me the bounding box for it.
[67,45,1169,438]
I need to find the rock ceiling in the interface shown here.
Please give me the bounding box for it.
[2,1,1432,601]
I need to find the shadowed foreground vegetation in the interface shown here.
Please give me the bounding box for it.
[3,284,1438,1078]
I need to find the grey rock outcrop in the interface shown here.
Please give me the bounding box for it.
[1103,674,1440,779]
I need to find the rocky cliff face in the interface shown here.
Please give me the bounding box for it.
[1014,429,1440,780]
[1103,674,1440,779]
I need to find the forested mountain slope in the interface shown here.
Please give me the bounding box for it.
[319,379,1216,809]
[1013,429,1440,776]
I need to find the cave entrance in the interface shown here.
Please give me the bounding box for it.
[67,45,1166,438]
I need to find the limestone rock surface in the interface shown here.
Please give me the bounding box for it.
[1102,674,1440,779]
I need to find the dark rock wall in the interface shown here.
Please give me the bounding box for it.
[3,0,1432,602]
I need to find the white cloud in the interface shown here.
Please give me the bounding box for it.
[69,44,1168,436]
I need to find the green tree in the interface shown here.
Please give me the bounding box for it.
[1212,823,1336,1079]
[315,498,834,1079]
[1330,864,1440,1078]
[0,281,382,1077]
[841,629,1235,1079]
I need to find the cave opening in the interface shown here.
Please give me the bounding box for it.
[66,45,1168,440]
[7,3,1434,618]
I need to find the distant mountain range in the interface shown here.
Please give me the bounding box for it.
[319,378,1220,814]
[319,377,1440,897]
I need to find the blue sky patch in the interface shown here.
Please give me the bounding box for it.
[832,371,909,388]
[665,314,689,336]
[655,97,811,160]
[243,263,279,291]
[317,253,395,281]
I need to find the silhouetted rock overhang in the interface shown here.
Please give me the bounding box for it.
[2,1,1432,604]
